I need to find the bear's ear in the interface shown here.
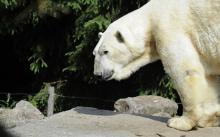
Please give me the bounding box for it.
[116,27,143,56]
[116,28,135,47]
[98,32,103,38]
[115,31,125,43]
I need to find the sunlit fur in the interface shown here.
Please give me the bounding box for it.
[93,0,220,131]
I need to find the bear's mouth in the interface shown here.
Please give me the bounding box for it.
[102,70,114,81]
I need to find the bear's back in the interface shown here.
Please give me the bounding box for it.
[190,0,220,61]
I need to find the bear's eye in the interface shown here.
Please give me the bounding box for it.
[103,50,109,55]
[115,31,124,43]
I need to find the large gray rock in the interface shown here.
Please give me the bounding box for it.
[9,107,220,137]
[13,100,44,125]
[114,95,178,117]
[0,100,44,128]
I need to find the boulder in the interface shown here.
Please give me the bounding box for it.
[13,100,44,125]
[0,100,44,128]
[114,95,178,117]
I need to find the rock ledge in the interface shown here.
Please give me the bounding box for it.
[9,107,220,137]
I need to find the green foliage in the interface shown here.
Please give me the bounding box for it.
[0,0,17,9]
[29,84,49,114]
[0,93,16,108]
[28,46,48,74]
[159,75,176,99]
[66,2,81,12]
[139,75,178,101]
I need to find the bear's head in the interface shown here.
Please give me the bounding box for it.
[93,10,157,81]
[93,21,148,80]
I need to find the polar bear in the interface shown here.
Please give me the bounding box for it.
[93,0,220,131]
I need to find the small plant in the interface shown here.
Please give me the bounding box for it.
[159,75,178,100]
[28,84,49,114]
[0,93,16,108]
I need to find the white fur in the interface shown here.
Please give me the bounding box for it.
[93,0,220,131]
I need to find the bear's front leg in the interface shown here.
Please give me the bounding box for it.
[113,53,158,81]
[157,35,220,131]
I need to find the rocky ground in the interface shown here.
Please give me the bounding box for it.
[1,97,220,137]
[8,107,220,137]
